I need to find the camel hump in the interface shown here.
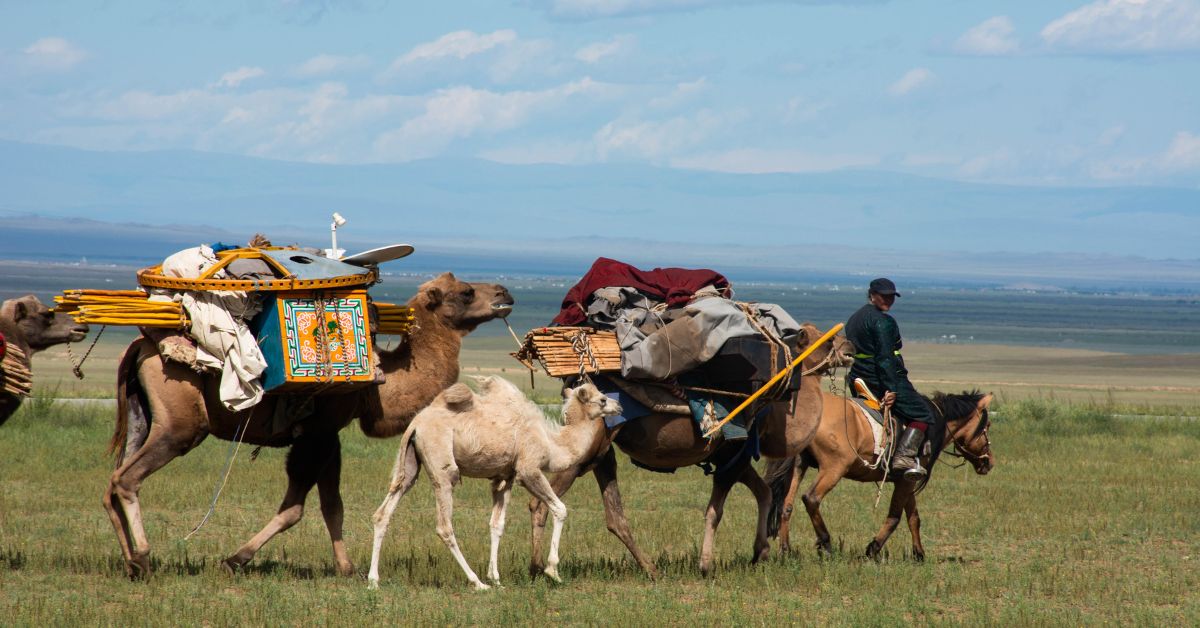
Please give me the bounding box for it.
[441,383,475,409]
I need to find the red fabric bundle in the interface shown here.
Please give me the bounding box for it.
[552,257,731,326]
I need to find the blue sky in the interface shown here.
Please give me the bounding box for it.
[2,0,1198,186]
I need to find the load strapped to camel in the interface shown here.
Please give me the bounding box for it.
[513,257,830,441]
[55,237,416,410]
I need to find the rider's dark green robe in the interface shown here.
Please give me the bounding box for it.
[844,303,933,425]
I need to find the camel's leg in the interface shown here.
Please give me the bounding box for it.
[866,483,913,560]
[367,441,421,589]
[521,470,568,583]
[593,447,658,578]
[223,435,335,573]
[314,434,354,577]
[905,493,924,562]
[777,462,809,555]
[486,479,512,584]
[104,426,202,579]
[432,477,489,590]
[802,462,851,557]
[738,465,773,565]
[699,476,736,577]
[528,464,583,577]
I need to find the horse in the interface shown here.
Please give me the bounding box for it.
[764,390,994,561]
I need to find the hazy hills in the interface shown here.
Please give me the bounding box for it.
[1,140,1197,291]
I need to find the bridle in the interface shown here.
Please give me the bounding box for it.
[942,408,993,471]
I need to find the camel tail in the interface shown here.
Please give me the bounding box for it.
[108,338,146,461]
[388,422,421,493]
[765,456,800,538]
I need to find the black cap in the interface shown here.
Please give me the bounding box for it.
[869,277,901,297]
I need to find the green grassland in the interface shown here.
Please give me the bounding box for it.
[1,393,1198,625]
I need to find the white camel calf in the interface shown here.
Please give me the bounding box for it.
[368,377,621,589]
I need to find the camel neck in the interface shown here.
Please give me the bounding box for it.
[547,412,604,471]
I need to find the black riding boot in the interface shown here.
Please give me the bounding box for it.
[891,426,927,480]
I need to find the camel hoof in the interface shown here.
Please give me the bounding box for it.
[367,579,381,590]
[336,561,356,577]
[528,562,545,578]
[222,556,248,575]
[751,547,770,565]
[472,581,492,591]
[543,567,562,583]
[125,558,151,581]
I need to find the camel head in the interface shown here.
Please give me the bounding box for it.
[797,322,855,373]
[1,295,89,354]
[413,273,515,334]
[563,383,622,425]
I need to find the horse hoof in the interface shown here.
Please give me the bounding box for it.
[865,541,883,561]
[336,561,356,577]
[912,551,925,563]
[126,558,151,581]
[222,556,247,575]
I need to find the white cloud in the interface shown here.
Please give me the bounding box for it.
[648,78,708,109]
[671,148,878,173]
[373,79,611,160]
[215,67,266,89]
[593,111,720,160]
[954,16,1020,55]
[887,67,935,96]
[1041,0,1200,53]
[390,30,517,69]
[1161,131,1200,170]
[295,54,370,77]
[23,37,87,71]
[781,96,830,123]
[1097,125,1126,146]
[575,34,635,63]
[531,0,881,20]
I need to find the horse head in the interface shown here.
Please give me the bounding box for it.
[939,391,994,475]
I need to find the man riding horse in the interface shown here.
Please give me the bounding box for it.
[844,277,933,480]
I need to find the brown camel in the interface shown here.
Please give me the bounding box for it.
[102,273,514,579]
[765,390,993,561]
[528,323,854,577]
[0,295,89,426]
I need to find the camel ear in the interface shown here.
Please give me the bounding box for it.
[423,287,444,309]
[1,299,27,322]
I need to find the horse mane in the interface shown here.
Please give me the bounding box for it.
[916,389,986,493]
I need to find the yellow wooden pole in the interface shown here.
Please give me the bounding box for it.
[701,322,844,439]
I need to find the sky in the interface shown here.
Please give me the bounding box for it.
[1,0,1198,187]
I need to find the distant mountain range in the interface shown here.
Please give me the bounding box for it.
[2,140,1197,292]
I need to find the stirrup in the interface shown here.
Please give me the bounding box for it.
[901,462,927,480]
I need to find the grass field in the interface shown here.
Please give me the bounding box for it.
[3,344,1200,625]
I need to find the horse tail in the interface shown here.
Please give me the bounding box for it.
[765,456,798,538]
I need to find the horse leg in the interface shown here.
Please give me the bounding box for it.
[103,427,200,579]
[905,493,924,562]
[802,463,849,558]
[314,434,354,576]
[699,476,736,577]
[866,482,913,560]
[486,479,512,585]
[593,447,657,578]
[738,465,773,565]
[223,436,332,573]
[367,440,421,589]
[527,464,582,577]
[777,462,809,554]
[520,469,568,583]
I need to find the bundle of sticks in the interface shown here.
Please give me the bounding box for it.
[55,290,189,329]
[2,344,32,397]
[374,303,416,336]
[512,326,621,377]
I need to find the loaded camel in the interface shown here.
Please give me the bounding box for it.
[103,273,514,579]
[368,377,621,589]
[0,295,89,426]
[527,323,855,577]
[765,390,994,561]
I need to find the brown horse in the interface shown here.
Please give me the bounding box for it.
[528,324,854,577]
[765,390,993,561]
[103,273,513,579]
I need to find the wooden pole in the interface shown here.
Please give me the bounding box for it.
[701,322,844,439]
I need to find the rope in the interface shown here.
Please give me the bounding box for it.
[67,324,106,379]
[184,415,251,540]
